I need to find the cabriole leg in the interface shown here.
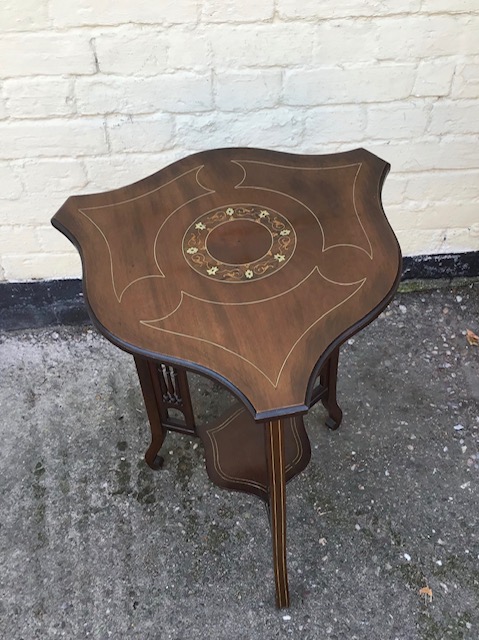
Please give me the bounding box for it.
[134,355,166,470]
[320,347,343,430]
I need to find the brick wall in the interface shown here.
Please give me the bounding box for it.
[1,1,478,281]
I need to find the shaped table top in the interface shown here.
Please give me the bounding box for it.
[52,147,401,420]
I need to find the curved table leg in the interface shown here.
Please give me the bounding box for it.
[134,356,166,470]
[266,419,290,609]
[320,347,343,430]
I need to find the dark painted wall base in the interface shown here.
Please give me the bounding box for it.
[0,279,88,331]
[1,251,478,332]
[402,251,479,281]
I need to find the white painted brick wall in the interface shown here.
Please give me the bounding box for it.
[81,152,182,191]
[412,59,456,97]
[215,71,282,111]
[107,114,174,153]
[49,0,199,27]
[93,29,169,76]
[0,165,23,200]
[210,24,316,67]
[0,0,49,31]
[174,109,304,150]
[201,0,275,23]
[429,100,479,134]
[75,74,213,115]
[402,172,479,203]
[284,65,417,105]
[0,119,108,159]
[4,78,75,119]
[307,16,479,67]
[452,59,479,98]
[421,0,478,12]
[277,0,422,20]
[20,160,89,195]
[303,106,366,144]
[0,33,96,77]
[0,93,6,121]
[167,28,210,69]
[365,139,479,171]
[0,0,478,282]
[366,102,429,138]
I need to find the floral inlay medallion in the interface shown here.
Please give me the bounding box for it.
[182,205,296,282]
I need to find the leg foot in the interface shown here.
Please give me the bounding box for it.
[147,454,164,471]
[325,411,342,431]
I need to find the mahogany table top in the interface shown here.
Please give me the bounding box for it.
[52,147,401,420]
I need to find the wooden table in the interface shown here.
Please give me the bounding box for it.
[52,147,401,608]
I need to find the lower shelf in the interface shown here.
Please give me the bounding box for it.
[197,403,311,501]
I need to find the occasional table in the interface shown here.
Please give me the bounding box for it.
[52,147,401,608]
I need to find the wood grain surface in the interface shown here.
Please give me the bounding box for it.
[52,147,401,420]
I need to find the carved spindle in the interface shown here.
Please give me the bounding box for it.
[173,369,181,404]
[157,364,169,403]
[166,367,175,401]
[149,361,196,434]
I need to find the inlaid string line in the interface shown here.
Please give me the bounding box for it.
[269,419,288,607]
[232,159,373,259]
[141,269,366,388]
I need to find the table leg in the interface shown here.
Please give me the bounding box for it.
[320,347,343,430]
[266,419,290,608]
[134,355,166,470]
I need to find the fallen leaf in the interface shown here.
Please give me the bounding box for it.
[466,329,479,346]
[419,586,433,601]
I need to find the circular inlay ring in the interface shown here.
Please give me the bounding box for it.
[182,205,296,283]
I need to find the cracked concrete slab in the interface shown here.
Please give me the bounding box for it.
[0,283,478,640]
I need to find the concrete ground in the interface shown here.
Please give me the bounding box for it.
[0,282,478,640]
